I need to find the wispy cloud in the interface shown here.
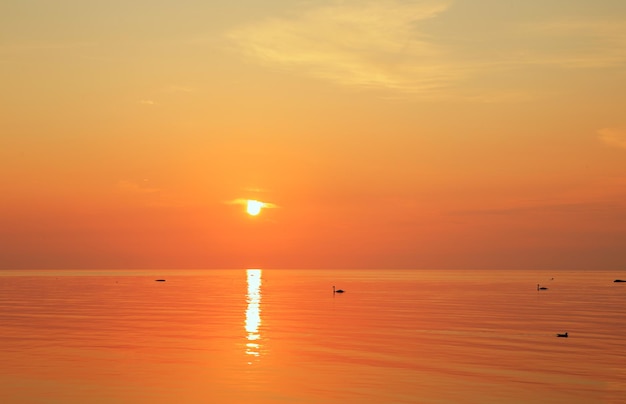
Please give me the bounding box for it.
[450,175,626,218]
[137,85,196,106]
[227,1,626,97]
[227,198,279,209]
[117,180,160,194]
[598,127,626,150]
[451,200,623,217]
[115,180,186,208]
[228,0,454,93]
[520,19,626,68]
[164,85,196,93]
[1,41,96,52]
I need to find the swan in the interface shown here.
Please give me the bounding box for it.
[537,284,548,290]
[333,286,345,293]
[556,332,568,338]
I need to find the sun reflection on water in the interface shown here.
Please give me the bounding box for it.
[245,269,262,361]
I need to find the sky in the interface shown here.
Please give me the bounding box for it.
[1,0,625,270]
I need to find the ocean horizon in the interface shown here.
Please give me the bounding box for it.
[2,268,625,403]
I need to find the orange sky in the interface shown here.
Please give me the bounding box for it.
[1,1,625,269]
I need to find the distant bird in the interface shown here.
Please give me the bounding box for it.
[556,332,568,338]
[333,286,345,294]
[155,279,166,282]
[614,279,626,283]
[537,284,548,290]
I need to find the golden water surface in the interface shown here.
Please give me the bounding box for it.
[1,269,625,403]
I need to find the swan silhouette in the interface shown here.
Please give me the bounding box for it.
[333,286,345,293]
[537,284,548,290]
[556,332,568,338]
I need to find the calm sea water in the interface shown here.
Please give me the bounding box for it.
[1,269,625,403]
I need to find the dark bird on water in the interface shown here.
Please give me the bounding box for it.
[333,286,344,293]
[155,279,166,282]
[537,284,548,290]
[557,332,568,338]
[614,279,626,283]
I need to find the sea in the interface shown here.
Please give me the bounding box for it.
[1,269,625,403]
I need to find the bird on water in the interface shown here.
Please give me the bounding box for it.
[557,332,568,338]
[537,284,548,290]
[333,286,345,293]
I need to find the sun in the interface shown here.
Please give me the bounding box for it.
[246,199,264,216]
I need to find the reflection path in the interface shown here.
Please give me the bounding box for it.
[245,269,262,362]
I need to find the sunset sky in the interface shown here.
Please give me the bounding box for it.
[2,0,625,270]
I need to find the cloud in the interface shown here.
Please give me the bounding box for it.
[137,86,195,106]
[521,19,626,68]
[227,2,626,97]
[117,180,160,194]
[227,198,278,209]
[228,0,454,93]
[115,180,186,208]
[3,41,96,52]
[450,175,626,218]
[165,85,196,93]
[598,127,626,149]
[451,201,623,217]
